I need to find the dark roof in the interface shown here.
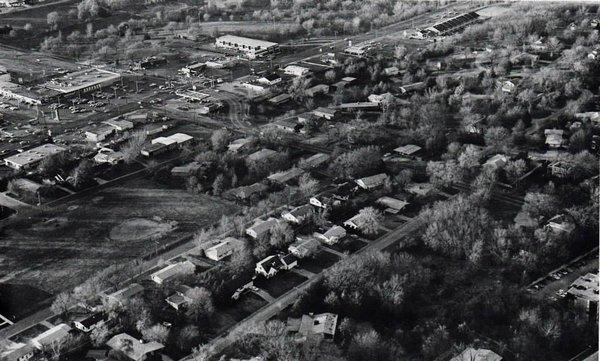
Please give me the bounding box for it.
[432,12,479,32]
[281,253,298,265]
[75,312,106,328]
[262,73,281,81]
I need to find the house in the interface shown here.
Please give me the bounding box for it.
[280,253,298,270]
[0,343,36,361]
[484,154,509,169]
[4,143,66,170]
[383,66,399,76]
[31,324,72,350]
[286,313,338,342]
[399,81,425,94]
[106,283,144,304]
[545,129,565,148]
[150,260,195,285]
[288,237,319,258]
[367,92,395,104]
[394,144,422,158]
[73,312,106,332]
[305,84,329,97]
[406,182,434,197]
[450,348,502,361]
[284,65,310,77]
[106,333,164,361]
[314,225,346,245]
[151,133,194,148]
[343,212,371,230]
[299,153,330,169]
[94,148,124,165]
[205,237,240,261]
[228,138,252,152]
[246,217,279,239]
[268,93,291,105]
[501,80,516,93]
[545,214,575,234]
[171,162,201,177]
[140,142,168,157]
[226,182,269,200]
[567,273,599,321]
[312,107,337,120]
[574,111,600,123]
[355,173,388,190]
[242,81,268,93]
[85,126,115,142]
[247,148,277,163]
[257,73,282,86]
[165,285,193,310]
[272,119,301,133]
[268,167,304,184]
[85,349,109,361]
[548,161,570,177]
[103,119,134,131]
[255,255,282,278]
[376,196,409,214]
[282,204,313,224]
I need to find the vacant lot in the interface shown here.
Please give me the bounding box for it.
[0,177,238,296]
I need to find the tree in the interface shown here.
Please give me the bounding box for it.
[357,207,382,235]
[422,325,451,360]
[38,152,69,177]
[186,287,214,323]
[177,325,200,351]
[522,192,559,219]
[47,11,61,30]
[141,324,170,344]
[70,159,95,189]
[51,292,73,316]
[24,23,33,32]
[90,322,110,346]
[427,160,463,187]
[121,130,146,163]
[328,146,381,178]
[504,159,527,183]
[484,126,510,149]
[212,174,225,195]
[298,173,319,196]
[210,129,230,151]
[270,221,295,248]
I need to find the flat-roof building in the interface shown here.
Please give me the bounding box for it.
[4,143,66,170]
[43,68,121,97]
[215,35,278,59]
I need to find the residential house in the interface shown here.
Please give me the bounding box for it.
[312,107,337,120]
[171,162,201,177]
[567,273,599,322]
[257,73,282,86]
[31,324,72,350]
[288,237,319,258]
[286,313,338,342]
[106,283,144,305]
[355,173,388,190]
[272,119,301,133]
[247,148,277,163]
[205,237,240,261]
[282,204,314,225]
[284,65,310,77]
[255,255,281,278]
[314,225,346,245]
[343,212,371,231]
[548,161,570,177]
[103,119,134,131]
[226,182,269,201]
[484,154,509,169]
[267,167,304,184]
[545,129,565,148]
[280,253,298,270]
[450,348,502,361]
[383,66,399,76]
[310,194,334,209]
[268,93,291,105]
[228,138,253,152]
[0,343,36,361]
[106,333,164,361]
[394,144,422,158]
[246,217,279,239]
[165,285,193,310]
[545,214,575,234]
[299,153,330,170]
[376,196,409,214]
[94,148,124,165]
[150,260,195,285]
[73,312,106,332]
[398,81,425,94]
[297,112,317,124]
[406,182,434,197]
[305,84,329,97]
[367,92,395,105]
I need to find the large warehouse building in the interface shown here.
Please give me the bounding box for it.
[215,35,279,59]
[423,12,481,37]
[0,68,121,105]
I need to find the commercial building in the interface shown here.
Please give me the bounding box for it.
[4,143,66,170]
[422,12,481,37]
[42,68,121,98]
[215,35,279,59]
[284,65,310,77]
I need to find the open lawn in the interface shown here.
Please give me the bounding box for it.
[299,251,340,274]
[254,272,307,298]
[0,176,238,298]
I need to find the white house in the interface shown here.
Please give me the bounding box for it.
[314,225,346,245]
[282,204,313,225]
[288,237,319,258]
[450,348,502,361]
[376,196,408,213]
[73,312,106,333]
[355,173,388,190]
[255,255,282,278]
[284,65,310,77]
[246,217,279,239]
[205,237,240,261]
[150,261,195,285]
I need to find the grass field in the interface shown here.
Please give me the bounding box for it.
[0,177,239,296]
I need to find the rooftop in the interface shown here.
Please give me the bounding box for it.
[568,273,599,302]
[4,143,66,167]
[43,68,121,94]
[216,35,278,49]
[106,333,164,361]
